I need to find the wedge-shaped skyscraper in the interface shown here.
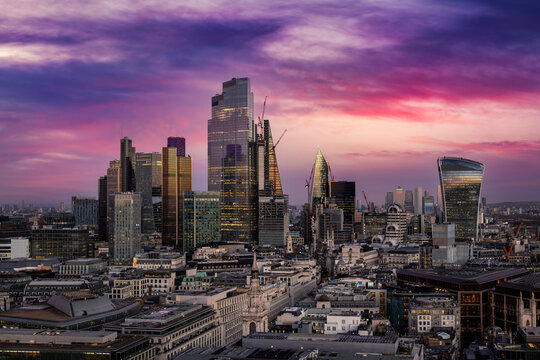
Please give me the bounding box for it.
[438,157,484,241]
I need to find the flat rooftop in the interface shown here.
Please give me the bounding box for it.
[399,267,528,285]
[246,332,398,344]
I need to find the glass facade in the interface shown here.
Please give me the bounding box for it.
[438,157,484,241]
[329,181,355,226]
[162,147,192,250]
[208,78,257,244]
[98,176,107,241]
[31,228,93,261]
[183,191,220,252]
[106,160,121,242]
[311,148,329,207]
[263,119,282,195]
[167,136,186,157]
[135,152,162,234]
[71,196,98,226]
[120,137,136,192]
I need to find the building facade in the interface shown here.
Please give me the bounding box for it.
[183,191,220,252]
[71,196,98,226]
[438,157,484,241]
[135,152,162,234]
[311,148,329,207]
[31,228,93,261]
[111,192,142,265]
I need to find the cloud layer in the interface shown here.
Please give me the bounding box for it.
[1,0,539,205]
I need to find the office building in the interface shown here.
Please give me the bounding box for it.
[209,78,258,245]
[395,187,404,207]
[42,213,76,229]
[31,228,93,261]
[409,296,461,344]
[404,190,414,213]
[494,273,540,331]
[398,267,528,346]
[438,157,484,240]
[385,191,394,208]
[71,196,98,226]
[424,195,435,215]
[385,204,408,243]
[258,195,289,247]
[98,176,107,240]
[106,160,121,241]
[311,148,329,207]
[183,191,220,252]
[152,186,162,233]
[120,137,136,192]
[162,146,192,250]
[329,181,355,226]
[167,136,186,157]
[110,192,141,265]
[135,152,162,234]
[414,187,423,215]
[0,237,30,260]
[0,216,29,238]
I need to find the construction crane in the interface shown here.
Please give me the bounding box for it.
[257,96,267,136]
[327,163,335,182]
[503,223,523,262]
[362,191,371,212]
[305,162,316,204]
[273,129,287,150]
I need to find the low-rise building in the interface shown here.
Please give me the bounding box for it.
[58,258,108,275]
[105,304,222,360]
[409,296,461,345]
[0,237,30,260]
[173,287,247,346]
[133,251,185,270]
[383,247,420,268]
[0,328,155,359]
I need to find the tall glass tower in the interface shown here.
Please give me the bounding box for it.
[438,157,484,241]
[208,78,257,244]
[311,148,329,207]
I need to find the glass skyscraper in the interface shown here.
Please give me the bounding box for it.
[311,148,329,207]
[208,78,258,244]
[135,152,162,234]
[162,147,192,250]
[120,137,136,192]
[438,157,484,241]
[167,137,186,157]
[329,181,355,226]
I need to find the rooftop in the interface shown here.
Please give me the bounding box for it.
[399,267,528,285]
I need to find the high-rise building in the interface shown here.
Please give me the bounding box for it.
[438,157,484,241]
[208,78,258,245]
[437,185,443,208]
[395,187,404,207]
[312,148,329,207]
[110,192,141,265]
[167,137,186,157]
[162,147,192,250]
[120,137,136,192]
[106,160,121,241]
[404,190,414,213]
[98,176,108,240]
[423,195,435,215]
[385,192,394,208]
[329,181,355,226]
[71,196,98,226]
[257,119,289,247]
[42,213,76,229]
[135,152,162,234]
[152,186,162,234]
[385,204,407,243]
[183,191,220,252]
[413,187,423,215]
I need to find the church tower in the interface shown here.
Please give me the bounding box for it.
[242,250,269,335]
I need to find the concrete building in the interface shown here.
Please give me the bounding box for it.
[409,296,461,344]
[385,204,408,244]
[133,251,185,270]
[258,195,289,247]
[0,329,155,360]
[414,187,423,215]
[105,304,222,360]
[0,237,29,260]
[58,258,107,275]
[174,287,247,346]
[110,192,142,265]
[384,247,420,268]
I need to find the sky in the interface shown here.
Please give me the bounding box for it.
[1,0,539,206]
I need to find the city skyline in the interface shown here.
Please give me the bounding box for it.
[1,1,540,205]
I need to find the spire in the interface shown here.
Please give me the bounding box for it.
[251,250,259,279]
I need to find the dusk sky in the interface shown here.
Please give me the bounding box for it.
[1,0,539,206]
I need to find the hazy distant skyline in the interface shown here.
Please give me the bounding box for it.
[1,1,539,205]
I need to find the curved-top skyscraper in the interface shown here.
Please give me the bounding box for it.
[311,148,329,207]
[438,157,484,241]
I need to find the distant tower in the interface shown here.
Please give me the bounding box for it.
[167,137,186,157]
[120,137,136,192]
[106,160,121,242]
[385,192,394,208]
[98,176,108,241]
[404,190,414,213]
[414,187,423,215]
[312,149,329,207]
[438,157,484,241]
[286,233,293,253]
[395,187,404,207]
